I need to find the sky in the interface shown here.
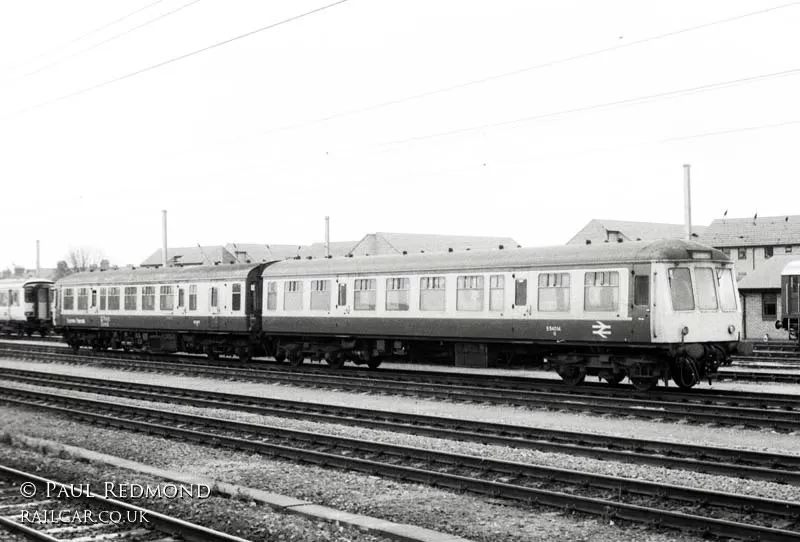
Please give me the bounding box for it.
[1,0,799,270]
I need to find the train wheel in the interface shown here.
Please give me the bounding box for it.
[326,354,345,370]
[237,347,252,362]
[671,356,700,390]
[556,366,586,386]
[603,371,626,385]
[69,341,80,353]
[288,349,304,367]
[630,377,659,391]
[367,358,382,370]
[205,346,218,361]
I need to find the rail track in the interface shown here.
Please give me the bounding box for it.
[0,465,250,542]
[2,367,799,485]
[2,345,800,431]
[1,386,799,541]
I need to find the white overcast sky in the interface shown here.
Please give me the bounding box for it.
[1,0,799,269]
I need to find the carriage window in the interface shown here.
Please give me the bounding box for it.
[63,288,74,310]
[354,279,377,311]
[177,288,185,309]
[538,273,570,312]
[514,279,527,306]
[337,283,347,306]
[266,282,277,311]
[311,280,331,311]
[0,291,7,305]
[716,268,737,312]
[11,290,18,306]
[489,275,504,311]
[386,278,410,311]
[77,288,88,310]
[284,281,303,311]
[232,283,242,311]
[457,275,484,311]
[124,287,137,310]
[584,271,619,311]
[188,285,197,311]
[420,277,446,311]
[694,268,718,310]
[668,268,694,311]
[99,287,107,310]
[24,288,35,303]
[107,287,120,310]
[90,290,97,308]
[142,286,155,311]
[634,276,649,306]
[210,286,219,308]
[160,285,174,310]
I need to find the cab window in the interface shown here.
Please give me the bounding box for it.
[668,268,694,311]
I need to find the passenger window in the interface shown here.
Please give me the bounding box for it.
[177,288,185,309]
[311,280,331,311]
[124,287,137,310]
[694,268,718,310]
[284,281,303,311]
[457,275,484,311]
[668,268,694,311]
[386,278,410,311]
[210,286,219,309]
[108,287,120,310]
[99,287,107,310]
[160,286,174,310]
[90,290,97,308]
[337,283,347,306]
[142,286,155,311]
[584,271,619,311]
[232,283,242,311]
[77,288,88,310]
[420,277,446,311]
[489,275,504,311]
[634,276,649,306]
[266,282,277,311]
[538,273,570,312]
[354,279,377,311]
[63,288,74,310]
[514,279,527,306]
[188,285,197,311]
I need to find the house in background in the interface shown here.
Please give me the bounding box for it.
[736,254,800,340]
[142,232,519,267]
[567,219,705,245]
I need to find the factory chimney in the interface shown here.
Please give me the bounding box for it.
[325,216,331,258]
[162,210,168,268]
[683,164,692,241]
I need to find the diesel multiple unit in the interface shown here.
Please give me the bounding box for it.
[51,239,745,390]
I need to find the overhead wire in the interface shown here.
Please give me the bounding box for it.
[1,0,166,76]
[19,0,205,80]
[380,67,800,146]
[0,0,352,121]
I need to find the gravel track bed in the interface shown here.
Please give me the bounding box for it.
[1,358,797,456]
[0,441,389,542]
[5,379,800,505]
[0,407,698,542]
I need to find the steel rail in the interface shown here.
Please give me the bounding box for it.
[1,388,799,541]
[3,367,800,485]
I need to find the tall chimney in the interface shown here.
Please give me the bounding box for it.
[325,216,330,258]
[683,164,692,241]
[162,210,168,267]
[36,240,40,275]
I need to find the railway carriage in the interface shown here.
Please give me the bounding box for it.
[259,239,744,390]
[0,277,53,336]
[775,260,800,340]
[53,263,266,359]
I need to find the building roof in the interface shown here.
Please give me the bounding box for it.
[141,246,237,267]
[567,219,705,245]
[737,254,800,290]
[702,215,800,248]
[263,239,728,278]
[225,243,303,262]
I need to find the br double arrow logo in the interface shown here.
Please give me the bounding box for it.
[592,321,611,339]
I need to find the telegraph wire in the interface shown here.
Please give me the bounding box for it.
[2,0,166,75]
[20,0,204,80]
[1,0,351,120]
[381,67,800,146]
[183,1,800,151]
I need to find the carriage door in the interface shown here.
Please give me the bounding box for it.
[38,287,50,320]
[510,273,531,339]
[630,265,651,341]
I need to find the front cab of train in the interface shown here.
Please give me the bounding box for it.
[650,248,744,387]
